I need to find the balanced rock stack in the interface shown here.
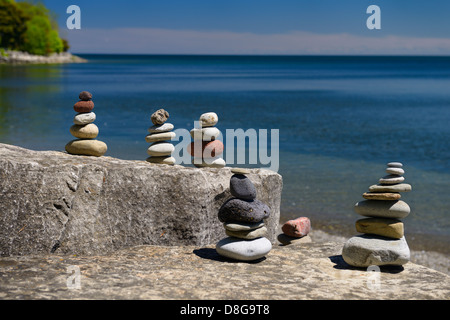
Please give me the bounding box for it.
[145,109,176,165]
[215,168,272,261]
[188,112,226,168]
[342,162,412,268]
[65,91,107,157]
[278,217,312,245]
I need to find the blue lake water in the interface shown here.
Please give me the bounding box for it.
[1,55,449,253]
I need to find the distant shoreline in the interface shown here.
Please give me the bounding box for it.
[0,50,87,65]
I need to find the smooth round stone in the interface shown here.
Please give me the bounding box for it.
[199,112,218,127]
[73,100,94,113]
[231,168,251,175]
[192,157,226,168]
[281,217,311,238]
[69,123,99,139]
[146,156,176,165]
[73,112,96,125]
[188,140,224,158]
[148,123,174,133]
[362,192,401,201]
[145,131,176,143]
[151,109,169,125]
[147,142,175,156]
[369,183,412,193]
[218,198,271,223]
[277,234,312,246]
[386,167,405,176]
[354,200,410,219]
[190,127,221,141]
[78,91,92,101]
[230,174,257,200]
[223,221,265,232]
[225,226,268,240]
[215,236,272,261]
[387,162,403,168]
[379,174,405,185]
[65,139,107,157]
[356,218,404,239]
[342,234,410,267]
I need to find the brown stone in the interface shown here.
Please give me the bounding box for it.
[151,109,169,125]
[355,218,404,239]
[78,91,93,101]
[188,140,224,158]
[362,192,401,200]
[74,100,94,113]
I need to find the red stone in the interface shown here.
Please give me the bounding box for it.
[187,140,224,159]
[74,100,94,113]
[281,217,311,238]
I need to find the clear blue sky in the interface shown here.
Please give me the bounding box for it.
[40,0,450,54]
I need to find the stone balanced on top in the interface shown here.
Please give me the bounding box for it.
[145,109,176,165]
[65,91,107,157]
[342,162,412,268]
[216,168,272,261]
[188,112,226,168]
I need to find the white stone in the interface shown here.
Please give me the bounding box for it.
[386,167,405,176]
[199,112,218,127]
[342,234,410,267]
[192,157,226,168]
[216,237,272,261]
[146,156,176,165]
[190,127,221,141]
[74,112,96,125]
[148,123,174,133]
[145,131,176,143]
[147,142,175,156]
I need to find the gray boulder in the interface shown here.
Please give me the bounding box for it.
[0,143,282,256]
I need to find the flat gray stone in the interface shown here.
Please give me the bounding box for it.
[387,162,403,168]
[369,183,412,193]
[224,221,265,232]
[342,234,410,267]
[225,226,268,240]
[354,200,410,219]
[379,174,405,185]
[386,167,405,175]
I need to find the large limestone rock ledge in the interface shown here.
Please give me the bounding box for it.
[0,143,282,256]
[0,241,448,299]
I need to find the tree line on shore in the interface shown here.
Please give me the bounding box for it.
[0,0,69,56]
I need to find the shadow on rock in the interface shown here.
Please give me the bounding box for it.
[193,248,266,264]
[329,255,404,273]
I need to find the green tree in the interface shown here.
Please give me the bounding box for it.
[0,0,28,50]
[0,0,68,55]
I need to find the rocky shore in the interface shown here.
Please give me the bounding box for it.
[0,50,86,64]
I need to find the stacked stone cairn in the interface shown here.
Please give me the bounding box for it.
[278,217,312,245]
[188,112,226,168]
[342,162,412,268]
[215,168,272,261]
[146,109,176,165]
[65,91,107,157]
